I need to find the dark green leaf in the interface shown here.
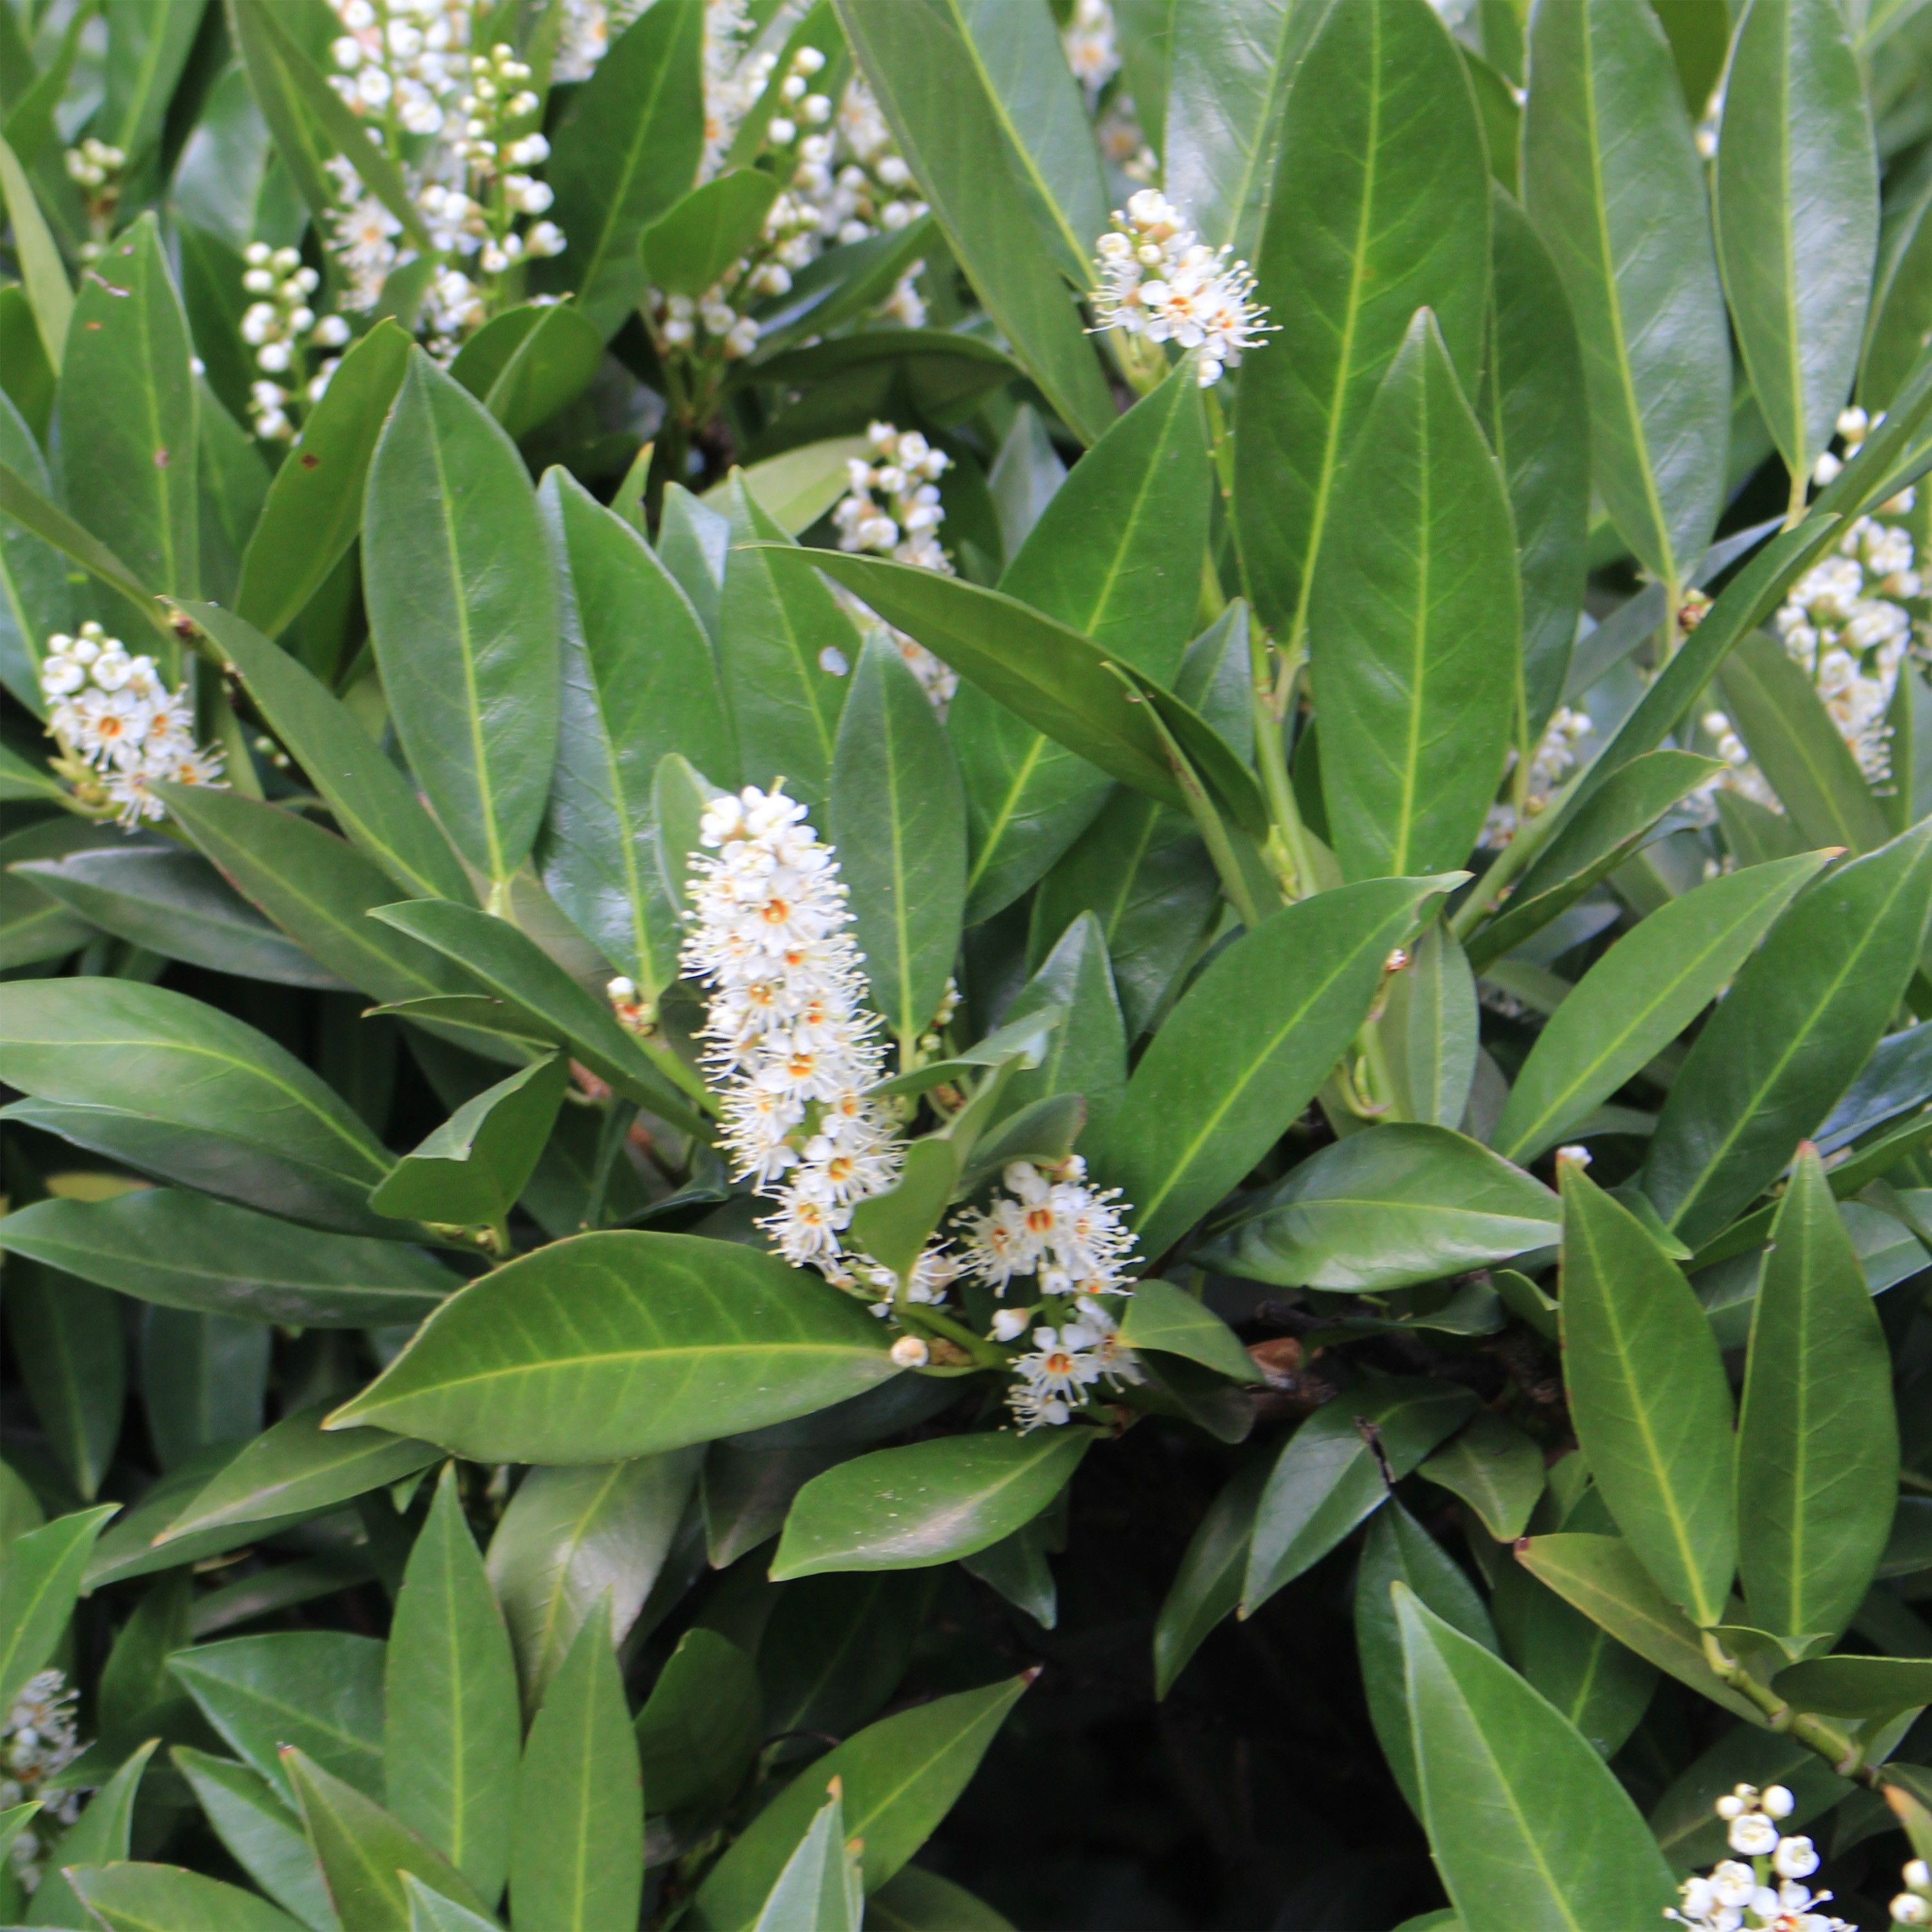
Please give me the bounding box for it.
[0,387,71,712]
[1117,1278,1258,1383]
[1381,919,1478,1128]
[1771,1653,1932,1718]
[171,1746,338,1932]
[371,1055,567,1227]
[6,1258,124,1500]
[643,171,783,296]
[634,1628,761,1815]
[1417,1413,1546,1542]
[27,1742,157,1929]
[66,1862,305,1932]
[1152,1458,1267,1698]
[0,1506,118,1716]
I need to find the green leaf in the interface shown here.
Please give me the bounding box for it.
[0,822,104,970]
[6,1258,124,1499]
[830,636,967,1049]
[16,844,343,990]
[1152,1458,1267,1698]
[328,1231,898,1463]
[1380,919,1477,1129]
[952,367,1211,920]
[220,0,337,225]
[1356,1501,1499,1817]
[0,387,71,713]
[1242,1378,1477,1616]
[171,1634,386,1802]
[772,1432,1090,1579]
[1204,1124,1559,1294]
[1097,875,1457,1258]
[1715,628,1893,853]
[182,601,473,905]
[1394,1586,1678,1931]
[27,1742,158,1929]
[171,1747,339,1932]
[282,1746,492,1932]
[643,170,783,296]
[1864,173,1932,412]
[384,1468,518,1904]
[363,349,559,888]
[156,1406,437,1548]
[1559,1166,1736,1625]
[633,1628,761,1815]
[1522,0,1730,587]
[235,320,410,638]
[537,466,732,997]
[154,786,476,1006]
[996,913,1127,1144]
[56,213,199,605]
[1492,850,1830,1162]
[453,303,604,440]
[506,1600,642,1932]
[1115,1279,1256,1383]
[717,475,857,807]
[484,1452,701,1709]
[402,1877,498,1932]
[0,1506,118,1716]
[1417,1413,1546,1542]
[0,132,71,373]
[1234,0,1490,640]
[831,0,1113,444]
[544,0,702,334]
[140,1305,269,1473]
[0,978,391,1208]
[1484,190,1591,737]
[747,1785,862,1932]
[65,1862,305,1932]
[1644,820,1932,1247]
[1737,1146,1898,1645]
[691,1675,1029,1928]
[866,1867,1013,1932]
[1713,0,1877,478]
[1770,1653,1932,1718]
[1312,308,1520,880]
[371,1056,567,1228]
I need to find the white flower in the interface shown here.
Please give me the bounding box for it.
[1897,1895,1932,1926]
[1,1671,86,1893]
[1062,0,1121,95]
[1671,1788,1855,1931]
[890,1334,930,1367]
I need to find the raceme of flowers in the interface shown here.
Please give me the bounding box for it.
[1088,189,1273,388]
[1667,1784,1852,1932]
[665,784,1142,1428]
[240,243,352,440]
[1480,704,1593,849]
[1,1671,85,1895]
[829,420,959,710]
[38,624,225,828]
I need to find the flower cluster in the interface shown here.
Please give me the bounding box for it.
[327,0,468,136]
[1898,1859,1932,1925]
[39,623,225,827]
[1062,0,1122,97]
[63,135,127,247]
[1481,705,1592,849]
[553,0,646,84]
[676,787,1144,1425]
[1667,1785,1850,1932]
[1090,189,1273,387]
[829,421,959,709]
[240,243,352,439]
[1,1671,85,1895]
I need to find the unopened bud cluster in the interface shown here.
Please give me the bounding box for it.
[1668,1785,1850,1931]
[1,1671,86,1895]
[38,624,225,827]
[829,421,959,709]
[1090,189,1273,387]
[240,243,352,439]
[1481,705,1592,849]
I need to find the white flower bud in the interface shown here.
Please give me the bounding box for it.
[889,1334,930,1367]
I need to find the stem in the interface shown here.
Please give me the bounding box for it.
[1698,1631,1881,1787]
[1785,460,1811,533]
[892,1300,1009,1370]
[1144,688,1269,927]
[1446,761,1587,942]
[1251,630,1316,899]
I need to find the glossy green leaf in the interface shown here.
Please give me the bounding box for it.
[171,1746,339,1932]
[1522,0,1730,587]
[1205,1124,1558,1294]
[282,1747,491,1932]
[6,1258,124,1501]
[363,349,559,887]
[172,1634,385,1803]
[0,1506,118,1716]
[643,170,783,296]
[1115,1280,1256,1383]
[996,913,1127,1142]
[544,0,703,333]
[330,1232,897,1462]
[402,1877,498,1932]
[1152,1458,1267,1698]
[0,1188,455,1329]
[1737,1146,1898,1644]
[1493,850,1830,1163]
[1311,309,1519,880]
[1395,1586,1678,1930]
[692,1675,1029,1927]
[1644,820,1932,1246]
[536,466,732,996]
[1714,0,1878,478]
[0,132,71,374]
[235,320,410,638]
[772,1431,1090,1579]
[1356,1501,1499,1817]
[830,636,967,1048]
[1864,173,1932,412]
[183,602,473,905]
[1484,191,1591,737]
[634,1627,761,1815]
[452,303,603,441]
[1098,875,1457,1258]
[1234,0,1490,639]
[1560,1167,1736,1625]
[0,387,71,712]
[65,1862,305,1932]
[1242,1378,1477,1615]
[951,368,1211,918]
[486,1452,701,1709]
[748,1785,862,1932]
[716,475,857,807]
[140,1305,269,1473]
[1381,920,1478,1128]
[16,843,342,990]
[866,1866,1013,1932]
[831,0,1113,443]
[0,978,390,1208]
[27,1741,157,1929]
[56,214,198,607]
[1771,1653,1932,1717]
[157,1406,437,1547]
[372,1055,567,1228]
[1417,1413,1546,1542]
[0,821,104,969]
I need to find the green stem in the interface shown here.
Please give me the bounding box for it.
[1446,760,1586,943]
[1785,460,1811,533]
[893,1301,1009,1370]
[1143,687,1270,927]
[1698,1630,1880,1787]
[1250,630,1316,900]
